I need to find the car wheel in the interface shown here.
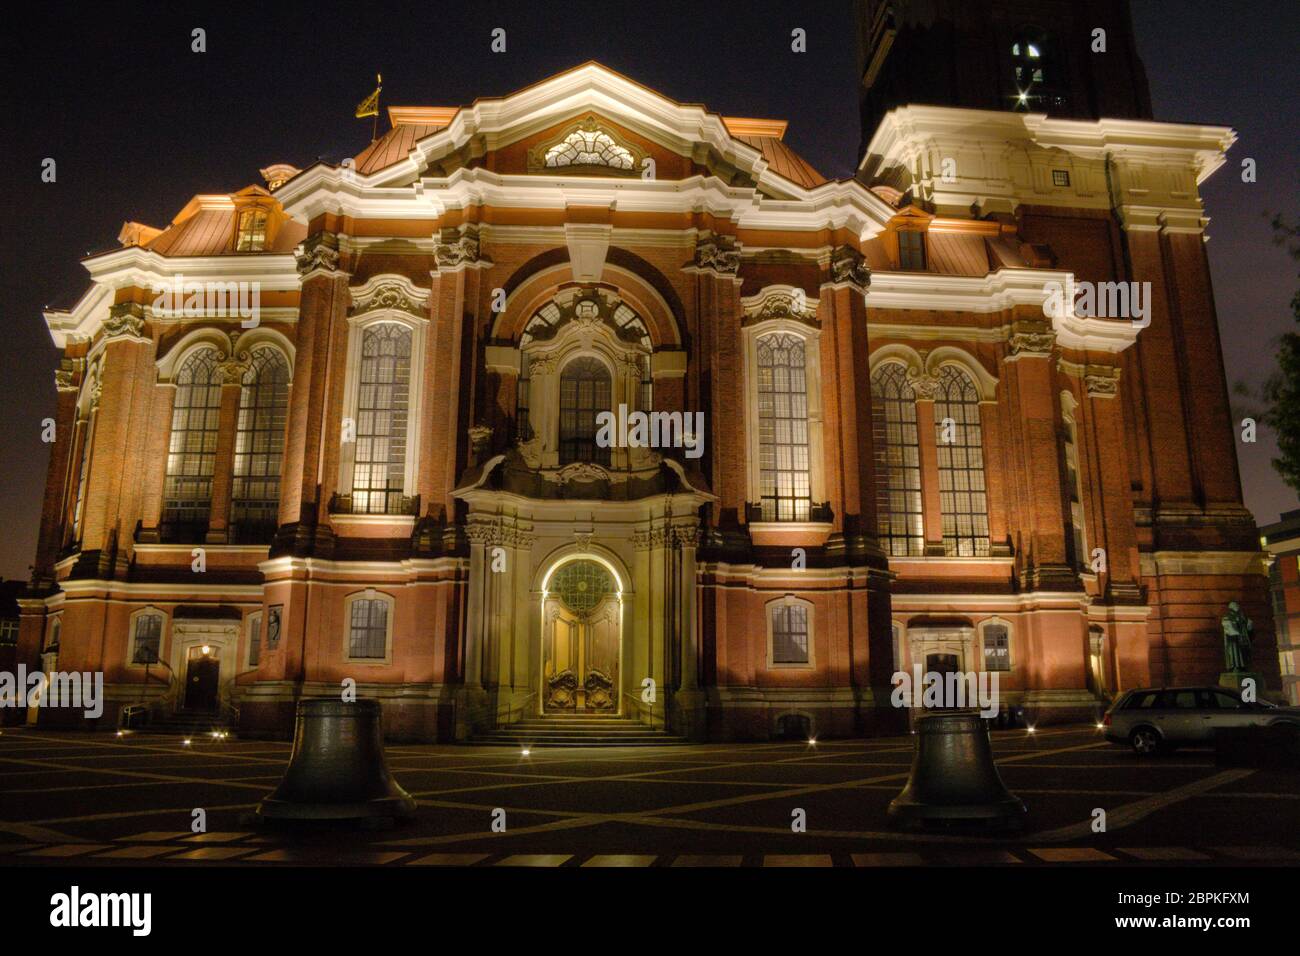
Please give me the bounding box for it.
[1130,727,1161,756]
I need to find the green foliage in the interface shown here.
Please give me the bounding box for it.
[1262,216,1300,494]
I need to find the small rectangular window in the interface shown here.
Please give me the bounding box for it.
[1052,169,1071,187]
[247,614,262,667]
[898,230,926,271]
[0,620,17,646]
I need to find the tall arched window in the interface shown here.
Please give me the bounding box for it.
[163,347,224,537]
[933,365,989,557]
[352,324,413,514]
[1062,396,1087,568]
[558,356,611,466]
[70,414,94,543]
[756,333,811,522]
[870,363,923,556]
[231,347,290,541]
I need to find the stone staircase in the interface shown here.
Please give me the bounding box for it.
[469,714,688,747]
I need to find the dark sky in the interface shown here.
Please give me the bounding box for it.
[1,0,1297,580]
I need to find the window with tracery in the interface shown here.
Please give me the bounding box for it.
[231,347,289,540]
[933,366,989,557]
[756,333,811,522]
[352,324,412,514]
[163,347,224,534]
[558,356,612,466]
[870,363,923,556]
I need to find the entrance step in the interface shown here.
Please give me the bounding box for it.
[139,712,231,736]
[469,716,688,747]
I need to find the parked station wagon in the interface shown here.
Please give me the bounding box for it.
[1101,686,1300,754]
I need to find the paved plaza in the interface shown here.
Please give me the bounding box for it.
[1,724,1297,867]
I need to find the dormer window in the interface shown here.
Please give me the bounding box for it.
[898,230,926,271]
[235,208,269,251]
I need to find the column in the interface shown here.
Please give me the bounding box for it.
[205,356,248,543]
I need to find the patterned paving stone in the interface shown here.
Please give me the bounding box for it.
[1028,847,1118,863]
[495,854,573,867]
[1117,847,1212,862]
[851,852,925,866]
[181,831,253,843]
[670,855,744,867]
[95,845,184,860]
[1211,846,1300,861]
[764,854,834,867]
[23,844,113,858]
[169,846,260,861]
[581,855,657,867]
[408,853,491,866]
[117,831,192,842]
[244,849,409,864]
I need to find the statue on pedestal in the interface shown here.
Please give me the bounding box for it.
[1221,601,1254,673]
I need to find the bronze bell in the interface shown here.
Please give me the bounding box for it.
[888,710,1026,830]
[256,699,416,822]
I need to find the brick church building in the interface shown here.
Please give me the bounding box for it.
[15,1,1278,740]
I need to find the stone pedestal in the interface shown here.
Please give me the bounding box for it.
[1218,671,1263,695]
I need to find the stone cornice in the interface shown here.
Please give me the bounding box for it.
[348,272,432,316]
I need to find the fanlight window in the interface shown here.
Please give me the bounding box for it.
[163,347,224,534]
[870,363,923,557]
[352,324,412,514]
[549,561,615,616]
[933,366,990,557]
[231,348,289,540]
[543,128,634,170]
[558,357,612,467]
[756,333,811,522]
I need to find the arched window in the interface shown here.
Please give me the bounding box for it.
[128,608,166,665]
[231,347,289,542]
[70,414,94,543]
[558,356,611,466]
[352,324,413,514]
[1062,396,1088,568]
[933,366,989,557]
[235,208,268,251]
[345,592,393,662]
[1010,29,1065,111]
[870,363,923,556]
[767,596,814,667]
[246,611,263,668]
[981,619,1012,672]
[163,347,224,537]
[756,333,811,522]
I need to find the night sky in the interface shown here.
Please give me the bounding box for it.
[2,0,1297,580]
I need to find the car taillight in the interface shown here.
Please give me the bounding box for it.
[1101,713,1112,726]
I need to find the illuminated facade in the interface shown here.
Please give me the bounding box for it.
[17,57,1277,740]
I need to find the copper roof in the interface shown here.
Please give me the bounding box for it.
[733,135,828,189]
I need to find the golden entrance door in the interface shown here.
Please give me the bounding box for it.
[542,560,620,713]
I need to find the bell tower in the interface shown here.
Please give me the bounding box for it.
[855,0,1153,156]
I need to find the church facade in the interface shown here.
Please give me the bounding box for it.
[16,47,1277,740]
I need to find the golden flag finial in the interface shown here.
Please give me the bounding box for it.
[355,73,382,119]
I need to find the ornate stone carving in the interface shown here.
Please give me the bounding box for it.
[464,516,535,550]
[574,531,593,552]
[549,461,611,483]
[103,303,146,341]
[218,352,252,385]
[468,425,493,464]
[750,290,816,324]
[434,226,482,268]
[1008,321,1055,357]
[1085,368,1120,398]
[631,527,671,551]
[829,244,872,290]
[54,357,84,392]
[693,234,741,276]
[905,370,940,400]
[351,281,425,317]
[294,232,341,277]
[671,524,701,549]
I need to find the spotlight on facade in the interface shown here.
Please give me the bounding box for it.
[521,748,531,757]
[807,737,818,747]
[1026,725,1037,734]
[182,739,191,746]
[201,645,211,656]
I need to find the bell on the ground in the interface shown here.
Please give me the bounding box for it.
[888,710,1026,829]
[256,698,416,822]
